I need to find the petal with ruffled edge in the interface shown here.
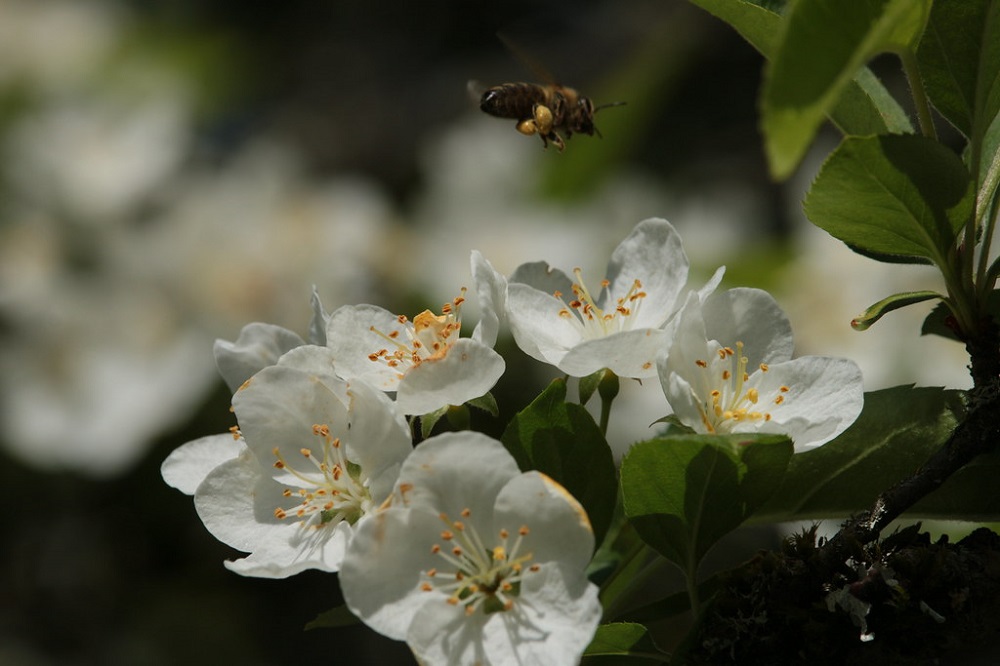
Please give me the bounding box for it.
[395,338,505,415]
[194,455,354,577]
[161,433,244,495]
[213,323,305,393]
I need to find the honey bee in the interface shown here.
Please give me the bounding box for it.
[474,37,625,151]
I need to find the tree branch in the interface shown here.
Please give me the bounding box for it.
[817,319,1000,570]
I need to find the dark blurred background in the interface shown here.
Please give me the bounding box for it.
[0,1,971,664]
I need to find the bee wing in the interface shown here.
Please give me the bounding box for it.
[497,32,559,85]
[467,79,488,103]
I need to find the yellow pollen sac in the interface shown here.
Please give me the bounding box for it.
[696,359,708,368]
[441,530,454,540]
[413,309,447,334]
[774,395,785,405]
[228,425,241,439]
[493,546,507,561]
[760,363,769,372]
[461,508,471,518]
[722,370,731,380]
[519,525,530,536]
[421,582,433,592]
[499,528,509,539]
[746,388,759,404]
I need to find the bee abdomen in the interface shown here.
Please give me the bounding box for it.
[480,83,545,119]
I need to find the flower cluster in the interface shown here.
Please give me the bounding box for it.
[162,218,865,663]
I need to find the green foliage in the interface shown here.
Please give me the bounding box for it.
[804,134,972,267]
[583,622,668,661]
[754,386,966,521]
[501,378,618,547]
[304,604,359,630]
[851,290,943,331]
[761,0,931,179]
[687,0,913,139]
[917,0,1000,150]
[620,434,792,576]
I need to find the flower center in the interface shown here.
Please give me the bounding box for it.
[367,289,467,376]
[420,507,540,616]
[270,423,372,528]
[690,341,789,433]
[556,268,647,339]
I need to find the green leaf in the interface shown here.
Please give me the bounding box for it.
[804,134,972,267]
[917,0,989,138]
[684,0,782,58]
[419,406,449,439]
[922,289,1000,341]
[917,1,1000,172]
[501,378,617,547]
[831,65,914,136]
[615,576,721,623]
[687,0,912,137]
[466,392,499,417]
[850,290,944,331]
[304,605,359,630]
[583,622,667,661]
[754,386,965,521]
[579,369,603,406]
[620,434,792,575]
[978,109,1000,224]
[761,0,931,179]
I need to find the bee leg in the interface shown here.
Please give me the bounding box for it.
[516,118,538,137]
[546,131,565,151]
[531,103,554,135]
[516,118,553,150]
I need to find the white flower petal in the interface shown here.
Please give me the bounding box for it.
[397,432,521,520]
[233,363,351,477]
[701,288,793,365]
[509,260,574,296]
[194,457,351,577]
[752,356,864,451]
[658,287,864,450]
[470,250,506,347]
[160,433,244,495]
[342,434,601,664]
[326,303,409,390]
[493,472,594,570]
[340,507,446,640]
[603,218,689,328]
[559,328,668,378]
[213,322,305,392]
[506,283,582,365]
[345,378,413,501]
[395,338,505,415]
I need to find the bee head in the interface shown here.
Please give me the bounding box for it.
[574,97,597,135]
